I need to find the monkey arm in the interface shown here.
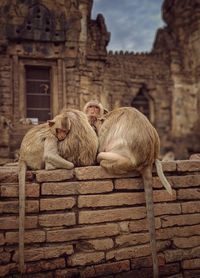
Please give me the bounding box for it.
[44,136,74,170]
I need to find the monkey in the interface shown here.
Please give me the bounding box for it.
[18,109,98,273]
[97,107,172,278]
[83,100,105,135]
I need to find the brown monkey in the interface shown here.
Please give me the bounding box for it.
[97,107,172,278]
[18,109,98,273]
[83,100,105,135]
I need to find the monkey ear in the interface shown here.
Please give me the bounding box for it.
[48,120,55,127]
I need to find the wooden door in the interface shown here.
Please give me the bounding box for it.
[25,66,51,122]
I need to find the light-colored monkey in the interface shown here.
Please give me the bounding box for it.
[83,100,105,135]
[97,107,172,278]
[18,109,98,273]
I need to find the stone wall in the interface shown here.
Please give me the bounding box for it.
[0,160,200,277]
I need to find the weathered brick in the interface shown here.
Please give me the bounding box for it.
[25,258,66,273]
[177,188,200,200]
[55,269,79,278]
[159,263,180,276]
[40,197,75,211]
[173,236,200,249]
[182,258,200,269]
[114,178,144,190]
[176,160,200,172]
[182,201,200,213]
[75,166,139,180]
[36,169,74,182]
[161,214,200,228]
[0,233,4,246]
[1,183,39,197]
[115,232,149,246]
[129,218,161,232]
[79,207,146,224]
[5,230,45,244]
[0,263,17,277]
[81,260,130,277]
[184,270,200,278]
[0,216,38,230]
[159,161,177,172]
[0,200,39,213]
[47,224,119,242]
[78,190,176,208]
[154,203,181,216]
[67,251,104,266]
[42,180,113,195]
[0,251,11,264]
[76,238,114,251]
[164,246,200,263]
[39,213,76,227]
[157,225,200,240]
[168,175,200,188]
[0,168,34,183]
[13,245,73,262]
[106,244,150,261]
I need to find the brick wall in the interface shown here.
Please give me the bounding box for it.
[0,161,200,277]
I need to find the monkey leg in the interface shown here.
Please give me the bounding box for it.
[98,152,135,174]
[44,153,74,170]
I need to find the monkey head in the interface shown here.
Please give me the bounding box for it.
[48,115,71,141]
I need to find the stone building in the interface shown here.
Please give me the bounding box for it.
[0,0,199,159]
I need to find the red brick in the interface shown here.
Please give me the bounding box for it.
[161,214,200,228]
[40,197,75,211]
[81,260,130,277]
[176,160,200,172]
[36,169,74,182]
[173,236,200,249]
[106,244,150,261]
[154,203,181,216]
[164,246,200,263]
[0,216,38,229]
[25,258,66,273]
[0,233,4,246]
[67,251,104,266]
[5,230,45,244]
[182,258,200,269]
[0,200,39,213]
[75,166,139,180]
[182,201,200,213]
[47,224,119,242]
[39,213,76,227]
[41,180,113,195]
[115,232,149,246]
[55,269,79,278]
[79,207,146,224]
[157,225,200,240]
[1,183,39,197]
[168,175,200,188]
[129,217,161,232]
[13,245,73,262]
[0,263,17,277]
[177,188,200,200]
[76,238,114,251]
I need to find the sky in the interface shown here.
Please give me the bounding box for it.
[92,0,165,53]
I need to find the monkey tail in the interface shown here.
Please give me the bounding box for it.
[155,159,172,195]
[18,160,26,273]
[142,166,159,278]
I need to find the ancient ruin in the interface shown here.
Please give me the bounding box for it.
[0,0,199,159]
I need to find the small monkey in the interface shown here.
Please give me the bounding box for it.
[97,107,172,278]
[18,109,98,273]
[83,100,105,135]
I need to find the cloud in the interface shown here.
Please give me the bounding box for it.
[92,0,164,52]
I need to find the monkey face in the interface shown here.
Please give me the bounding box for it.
[56,128,67,141]
[87,105,100,117]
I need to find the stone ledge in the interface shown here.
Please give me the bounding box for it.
[0,160,199,183]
